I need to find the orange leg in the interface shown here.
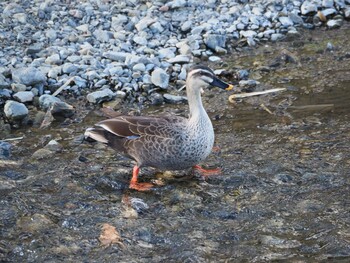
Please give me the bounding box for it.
[129,166,153,191]
[193,165,222,179]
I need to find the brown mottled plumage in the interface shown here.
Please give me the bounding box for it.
[85,65,233,191]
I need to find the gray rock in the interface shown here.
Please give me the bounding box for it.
[181,21,192,32]
[133,63,146,72]
[208,56,221,62]
[0,89,11,99]
[0,74,10,88]
[151,68,169,89]
[150,22,164,33]
[4,100,28,121]
[345,7,350,19]
[289,13,304,25]
[103,51,127,62]
[62,63,78,74]
[327,19,343,28]
[133,36,148,46]
[301,2,317,15]
[50,101,75,118]
[279,17,294,27]
[240,30,257,38]
[93,29,112,43]
[13,91,34,103]
[0,141,12,159]
[39,94,62,110]
[87,88,115,103]
[167,55,191,64]
[45,54,61,65]
[12,67,46,86]
[158,48,176,59]
[239,79,260,87]
[135,17,156,31]
[48,67,62,78]
[271,33,285,41]
[164,93,187,103]
[205,34,226,51]
[25,44,43,56]
[11,83,27,92]
[323,0,335,7]
[149,92,164,105]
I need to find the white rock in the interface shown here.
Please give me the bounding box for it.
[133,63,146,72]
[209,56,221,62]
[135,17,156,31]
[240,30,257,38]
[279,17,294,27]
[87,88,115,104]
[167,55,191,64]
[45,54,61,65]
[13,91,34,103]
[151,68,169,89]
[158,48,176,59]
[12,67,46,86]
[301,2,317,15]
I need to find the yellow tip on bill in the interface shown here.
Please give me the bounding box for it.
[225,84,234,91]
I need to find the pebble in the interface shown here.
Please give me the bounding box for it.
[167,55,191,64]
[4,100,28,121]
[11,67,46,86]
[0,141,12,159]
[205,34,226,51]
[86,88,115,104]
[39,94,62,110]
[13,91,34,103]
[151,68,169,89]
[0,74,10,88]
[163,93,187,103]
[327,19,343,28]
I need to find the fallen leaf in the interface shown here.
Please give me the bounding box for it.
[99,223,125,248]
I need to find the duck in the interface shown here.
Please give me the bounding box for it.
[84,65,233,191]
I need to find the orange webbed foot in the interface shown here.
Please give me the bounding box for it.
[129,182,154,191]
[193,165,222,179]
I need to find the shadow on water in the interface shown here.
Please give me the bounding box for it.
[1,25,350,262]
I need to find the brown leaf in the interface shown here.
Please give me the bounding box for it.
[98,223,125,248]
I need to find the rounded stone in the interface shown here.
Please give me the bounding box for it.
[4,100,28,121]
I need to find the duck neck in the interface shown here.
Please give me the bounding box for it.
[186,82,208,122]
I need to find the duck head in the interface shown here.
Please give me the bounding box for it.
[186,65,233,92]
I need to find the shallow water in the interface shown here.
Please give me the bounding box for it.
[1,25,350,262]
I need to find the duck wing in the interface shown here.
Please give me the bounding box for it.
[85,115,186,157]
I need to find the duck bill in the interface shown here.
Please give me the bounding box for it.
[211,77,234,90]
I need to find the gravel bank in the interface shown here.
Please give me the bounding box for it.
[0,0,350,126]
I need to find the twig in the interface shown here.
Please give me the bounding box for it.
[260,103,273,114]
[52,77,75,97]
[229,88,286,102]
[1,136,24,141]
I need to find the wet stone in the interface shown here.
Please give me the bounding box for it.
[31,148,55,160]
[0,141,12,159]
